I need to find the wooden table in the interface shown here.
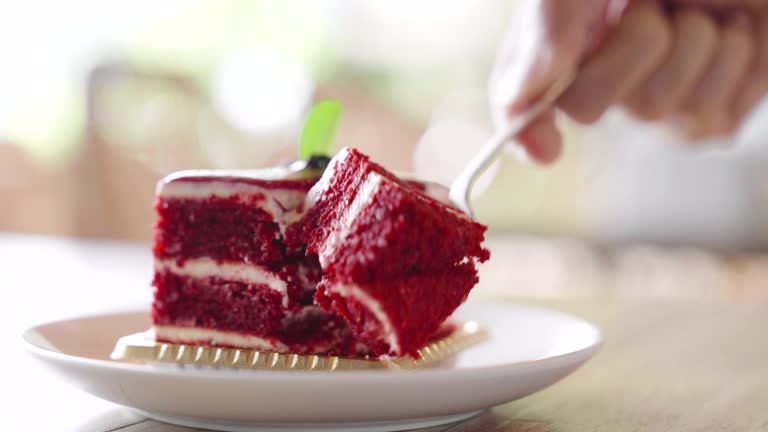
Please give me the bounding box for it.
[7,234,768,431]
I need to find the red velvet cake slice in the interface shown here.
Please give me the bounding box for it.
[293,147,490,356]
[152,168,361,355]
[151,149,489,358]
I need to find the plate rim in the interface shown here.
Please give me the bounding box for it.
[134,408,485,432]
[22,301,604,382]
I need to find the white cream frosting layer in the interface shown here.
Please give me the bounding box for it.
[155,258,288,295]
[317,172,384,268]
[158,167,295,187]
[154,325,287,352]
[327,282,400,354]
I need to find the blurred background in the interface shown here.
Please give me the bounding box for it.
[3,0,768,301]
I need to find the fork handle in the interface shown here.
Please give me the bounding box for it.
[449,73,575,218]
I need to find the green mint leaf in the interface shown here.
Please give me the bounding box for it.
[298,100,343,160]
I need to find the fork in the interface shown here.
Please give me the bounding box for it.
[449,74,575,218]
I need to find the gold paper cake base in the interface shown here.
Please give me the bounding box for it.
[111,321,485,371]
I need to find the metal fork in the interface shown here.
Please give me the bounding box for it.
[449,74,574,218]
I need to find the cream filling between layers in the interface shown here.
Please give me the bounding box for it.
[153,326,288,352]
[155,258,289,306]
[327,282,400,354]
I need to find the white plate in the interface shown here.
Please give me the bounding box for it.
[22,302,602,432]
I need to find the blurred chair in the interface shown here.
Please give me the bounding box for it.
[72,62,210,241]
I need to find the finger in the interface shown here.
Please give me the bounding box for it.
[730,9,768,129]
[682,12,755,138]
[623,8,718,119]
[669,0,768,10]
[516,109,563,164]
[558,0,673,124]
[491,0,622,117]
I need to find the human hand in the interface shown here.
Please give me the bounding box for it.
[491,0,768,164]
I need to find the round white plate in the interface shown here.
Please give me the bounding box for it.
[22,302,602,432]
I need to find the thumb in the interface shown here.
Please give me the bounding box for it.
[490,0,628,162]
[492,0,625,113]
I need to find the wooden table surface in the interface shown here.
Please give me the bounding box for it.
[6,234,768,431]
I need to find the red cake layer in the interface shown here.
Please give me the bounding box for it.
[152,270,286,337]
[293,147,490,356]
[155,197,286,264]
